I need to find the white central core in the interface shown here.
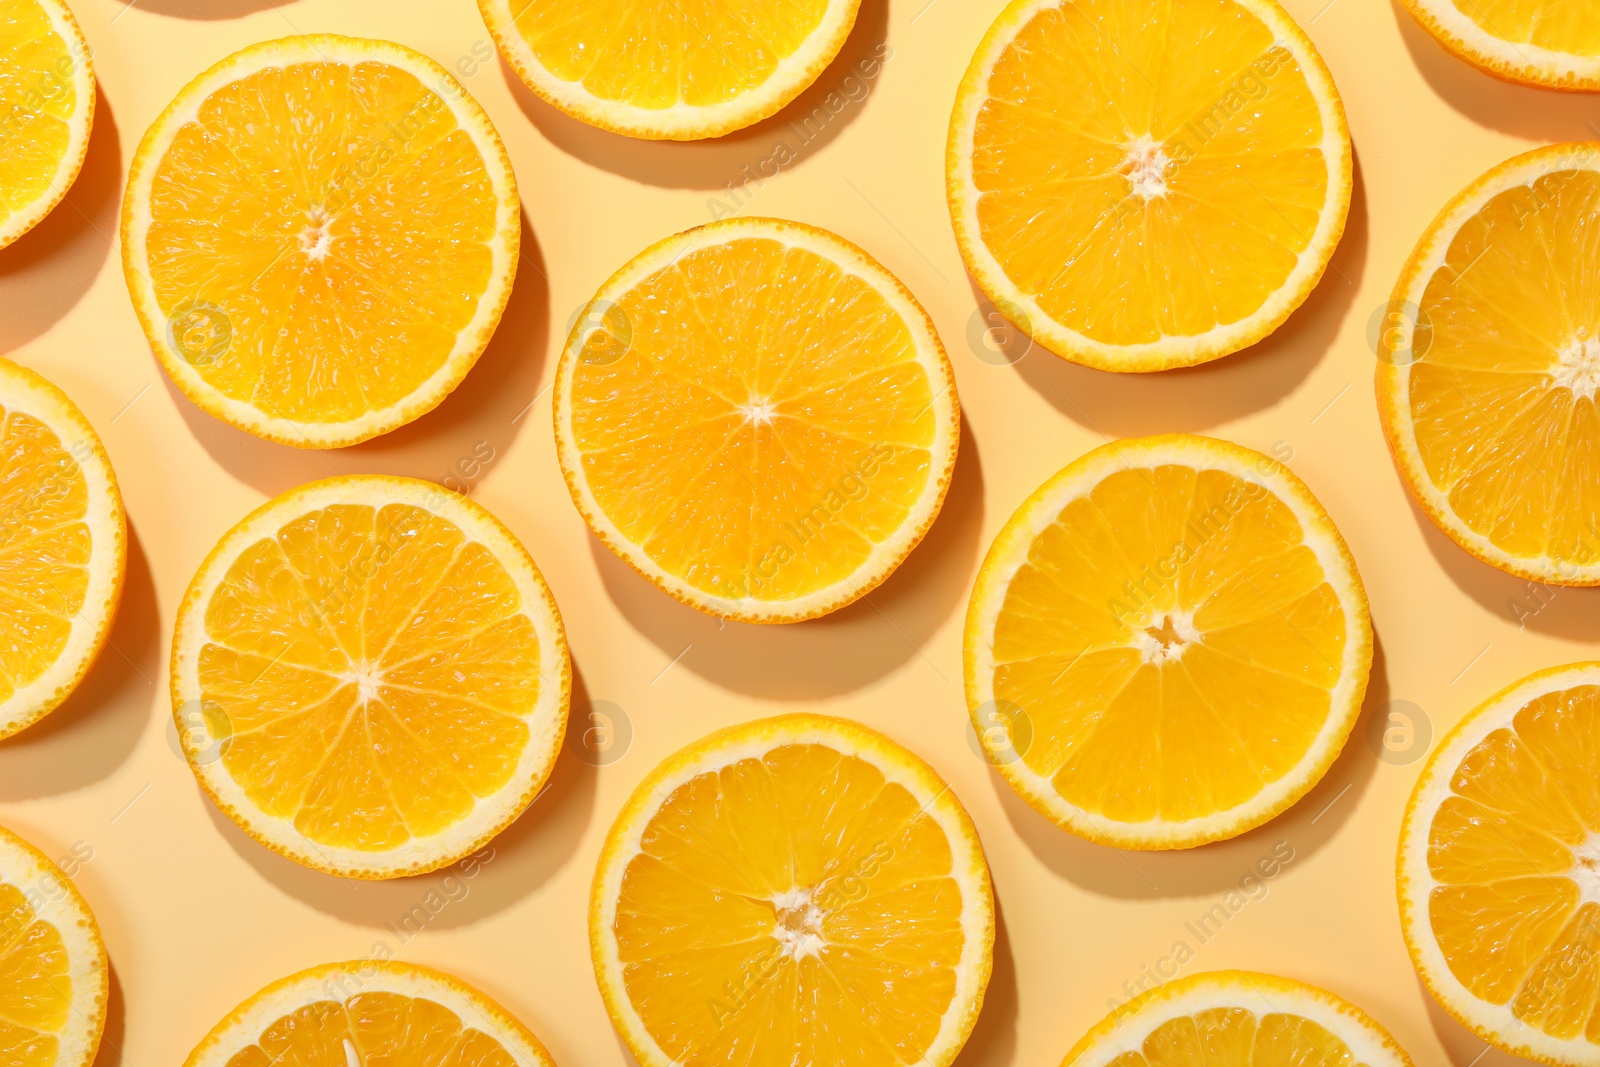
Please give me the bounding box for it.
[1571,836,1600,905]
[739,397,777,425]
[1121,135,1172,200]
[770,888,826,960]
[1133,610,1200,665]
[301,209,335,261]
[1553,335,1600,400]
[344,663,384,703]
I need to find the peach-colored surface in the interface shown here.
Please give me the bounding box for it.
[0,1,1591,1066]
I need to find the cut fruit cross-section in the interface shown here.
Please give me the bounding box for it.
[1400,0,1600,90]
[182,961,555,1067]
[554,217,959,623]
[0,821,107,1067]
[1399,662,1600,1067]
[1060,971,1415,1067]
[121,35,520,448]
[590,713,994,1067]
[947,0,1352,371]
[1378,143,1600,586]
[965,434,1372,849]
[171,475,569,879]
[477,0,861,139]
[0,0,93,250]
[0,357,125,742]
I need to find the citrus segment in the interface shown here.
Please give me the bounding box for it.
[965,435,1372,848]
[0,358,125,742]
[478,0,861,139]
[590,714,993,1067]
[171,476,569,879]
[183,962,554,1067]
[553,217,959,623]
[1400,0,1600,90]
[1399,662,1600,1066]
[121,36,519,448]
[1378,144,1600,585]
[1060,971,1414,1067]
[0,823,107,1067]
[947,0,1352,370]
[0,0,92,250]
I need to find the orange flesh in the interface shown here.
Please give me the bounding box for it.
[969,0,1328,345]
[1102,1008,1366,1066]
[1407,168,1600,569]
[220,993,518,1067]
[0,878,69,1067]
[568,236,938,604]
[613,743,966,1065]
[508,0,831,109]
[143,58,498,424]
[991,465,1346,824]
[0,0,78,231]
[197,503,541,852]
[0,404,89,702]
[1426,684,1600,1043]
[1457,1,1600,55]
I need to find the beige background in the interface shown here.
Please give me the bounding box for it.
[0,0,1595,1064]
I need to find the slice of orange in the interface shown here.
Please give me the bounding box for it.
[965,434,1372,849]
[121,35,520,449]
[1061,971,1415,1067]
[171,476,569,879]
[553,217,959,623]
[0,358,124,742]
[1400,0,1600,90]
[590,713,993,1067]
[183,961,554,1067]
[0,823,107,1067]
[1378,143,1600,586]
[0,0,93,250]
[947,0,1352,371]
[477,0,860,140]
[1399,662,1600,1067]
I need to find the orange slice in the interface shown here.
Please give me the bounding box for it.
[183,961,554,1067]
[1061,971,1414,1067]
[0,821,108,1067]
[590,713,994,1067]
[0,0,93,250]
[171,476,569,879]
[0,358,125,742]
[965,434,1372,848]
[1400,0,1600,90]
[477,0,861,140]
[1378,143,1600,586]
[1399,661,1600,1067]
[553,217,959,623]
[121,35,520,448]
[947,0,1352,371]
